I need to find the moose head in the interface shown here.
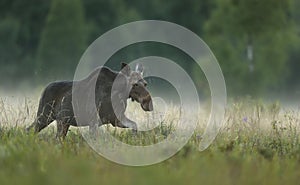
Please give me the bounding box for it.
[121,63,153,111]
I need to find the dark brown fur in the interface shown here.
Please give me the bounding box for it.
[26,63,153,138]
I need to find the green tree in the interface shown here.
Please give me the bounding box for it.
[285,0,300,96]
[204,0,295,96]
[0,17,21,85]
[0,0,51,87]
[36,0,86,81]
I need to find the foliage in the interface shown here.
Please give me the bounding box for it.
[36,0,86,81]
[0,0,50,87]
[203,0,296,96]
[1,98,300,184]
[0,0,300,96]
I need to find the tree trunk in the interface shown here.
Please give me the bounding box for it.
[247,34,254,72]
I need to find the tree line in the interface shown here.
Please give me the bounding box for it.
[0,0,299,97]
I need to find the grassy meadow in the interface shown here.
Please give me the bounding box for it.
[0,96,300,185]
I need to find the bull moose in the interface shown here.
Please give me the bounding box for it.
[26,63,153,138]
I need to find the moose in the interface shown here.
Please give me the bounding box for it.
[26,63,153,138]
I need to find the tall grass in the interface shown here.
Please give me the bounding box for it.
[0,96,300,185]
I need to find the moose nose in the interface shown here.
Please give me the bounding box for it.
[148,99,153,111]
[141,96,153,111]
[142,102,153,111]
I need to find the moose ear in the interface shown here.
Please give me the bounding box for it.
[135,63,144,75]
[121,62,131,76]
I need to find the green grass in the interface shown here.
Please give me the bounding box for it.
[1,97,300,185]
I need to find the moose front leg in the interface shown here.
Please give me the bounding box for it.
[89,122,99,138]
[118,117,137,133]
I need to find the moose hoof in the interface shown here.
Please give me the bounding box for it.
[131,129,138,135]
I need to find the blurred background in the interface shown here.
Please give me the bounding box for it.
[0,0,299,101]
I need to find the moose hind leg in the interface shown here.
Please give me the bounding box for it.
[26,113,55,133]
[56,121,70,139]
[35,112,55,133]
[27,101,57,133]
